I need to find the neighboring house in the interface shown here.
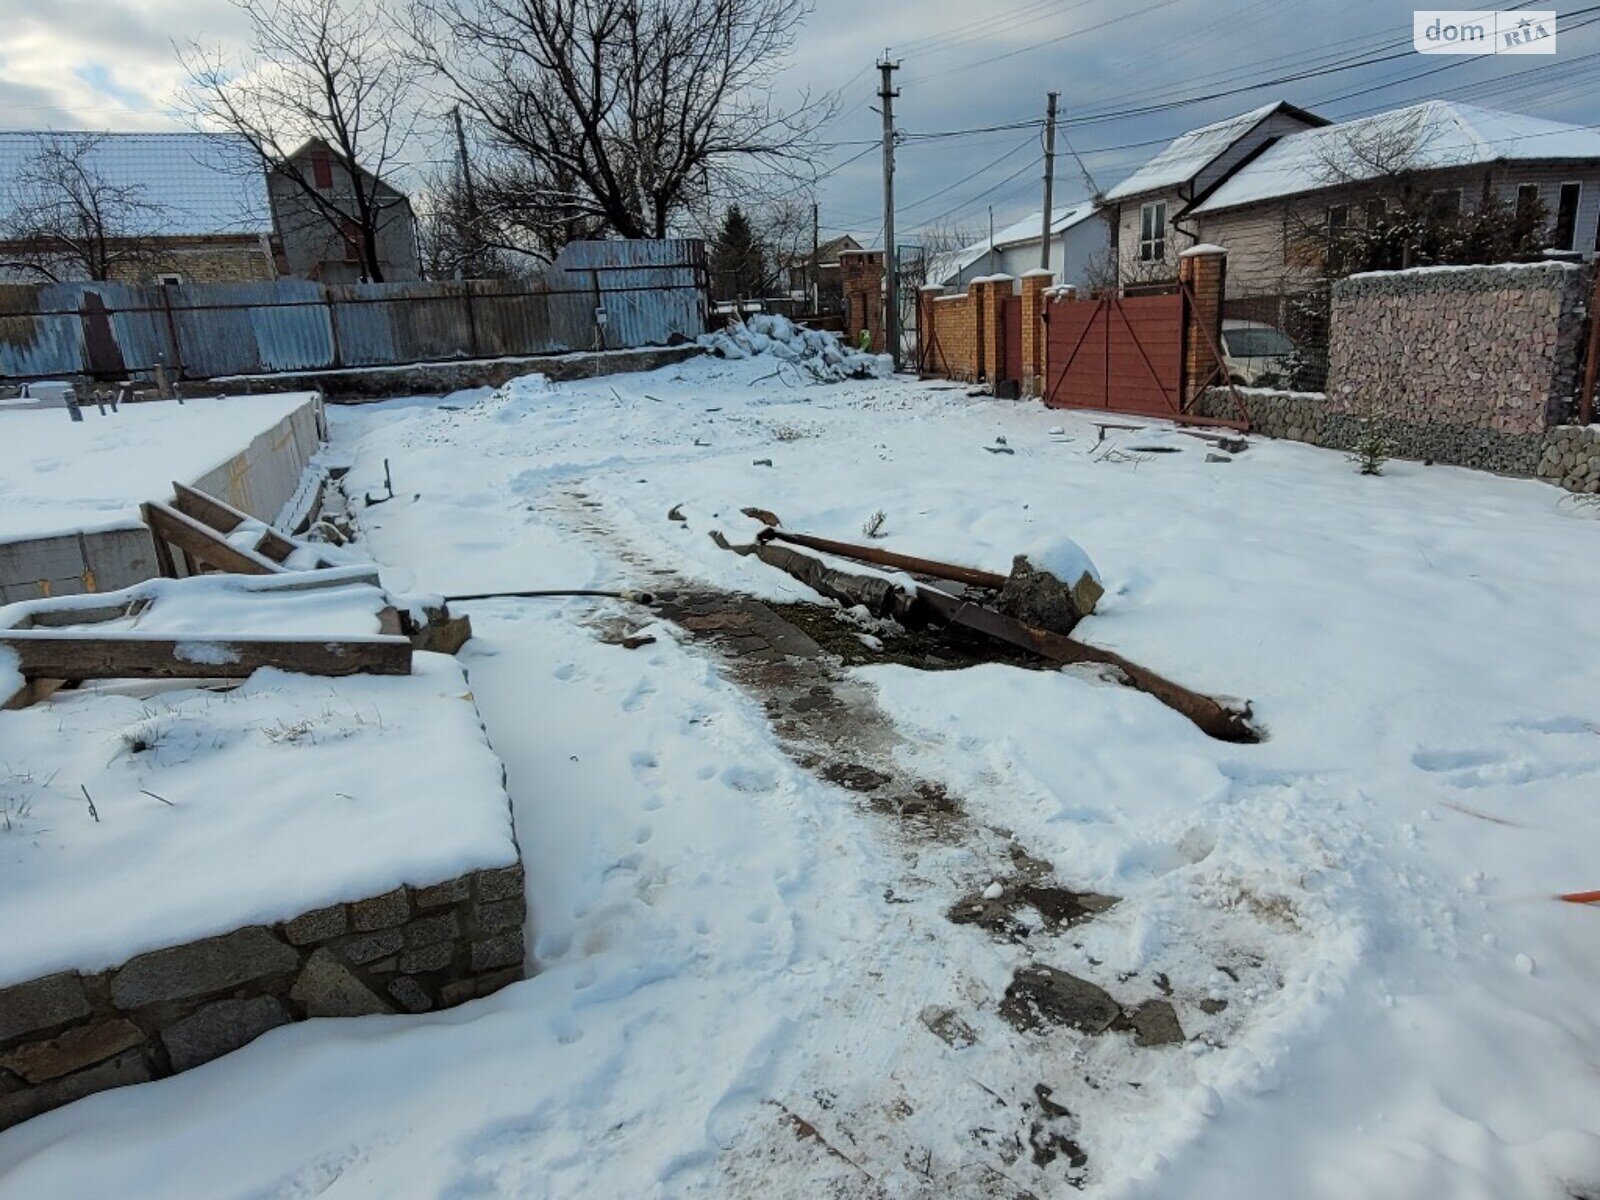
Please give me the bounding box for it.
[933,203,1109,291]
[1100,101,1329,285]
[776,234,862,310]
[0,131,276,284]
[269,139,420,283]
[1191,101,1600,296]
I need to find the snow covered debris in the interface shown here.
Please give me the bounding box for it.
[697,313,891,382]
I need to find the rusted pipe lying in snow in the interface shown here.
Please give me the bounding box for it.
[913,586,1259,744]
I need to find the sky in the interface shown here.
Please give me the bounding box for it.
[2,0,1598,252]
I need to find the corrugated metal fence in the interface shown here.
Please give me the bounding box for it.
[0,239,706,381]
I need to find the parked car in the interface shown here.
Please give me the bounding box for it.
[1221,319,1295,387]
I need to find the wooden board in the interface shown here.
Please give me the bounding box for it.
[141,501,287,577]
[1,633,412,681]
[171,481,302,564]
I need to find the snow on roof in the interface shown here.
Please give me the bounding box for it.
[1103,103,1305,202]
[931,203,1100,285]
[1193,101,1600,214]
[0,131,272,237]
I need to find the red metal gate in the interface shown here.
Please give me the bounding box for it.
[1044,293,1183,417]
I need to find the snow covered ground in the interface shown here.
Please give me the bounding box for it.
[0,392,316,541]
[2,352,1600,1198]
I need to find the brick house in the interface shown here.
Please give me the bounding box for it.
[269,140,420,283]
[0,131,277,284]
[1101,101,1328,287]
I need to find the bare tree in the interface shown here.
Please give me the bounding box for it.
[408,0,829,252]
[181,0,417,282]
[0,134,169,282]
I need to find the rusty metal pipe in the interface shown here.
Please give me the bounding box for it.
[915,585,1260,744]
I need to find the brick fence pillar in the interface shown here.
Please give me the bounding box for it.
[1020,269,1054,396]
[973,275,1013,383]
[1179,244,1227,405]
[839,250,885,353]
[916,285,944,373]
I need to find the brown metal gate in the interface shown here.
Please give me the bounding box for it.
[1044,293,1183,417]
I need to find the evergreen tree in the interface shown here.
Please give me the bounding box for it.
[710,205,766,301]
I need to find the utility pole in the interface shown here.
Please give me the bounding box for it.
[878,54,901,369]
[1040,91,1059,270]
[452,105,478,221]
[811,198,820,313]
[988,206,995,274]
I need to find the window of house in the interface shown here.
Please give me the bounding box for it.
[1555,182,1581,250]
[1327,204,1349,232]
[1429,189,1462,220]
[1364,197,1387,226]
[156,273,183,286]
[1516,183,1541,224]
[312,151,334,190]
[1138,201,1166,261]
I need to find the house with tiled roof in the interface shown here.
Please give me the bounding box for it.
[0,131,278,284]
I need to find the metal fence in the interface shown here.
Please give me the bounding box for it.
[0,239,707,382]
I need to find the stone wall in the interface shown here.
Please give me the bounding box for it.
[1197,387,1600,490]
[1330,261,1589,435]
[0,863,526,1130]
[1537,424,1600,493]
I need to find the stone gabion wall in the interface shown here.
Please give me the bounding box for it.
[1195,387,1550,474]
[1537,424,1600,493]
[1329,261,1589,436]
[0,863,526,1129]
[1198,388,1600,489]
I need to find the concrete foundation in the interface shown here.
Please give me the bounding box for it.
[0,395,323,604]
[187,344,705,403]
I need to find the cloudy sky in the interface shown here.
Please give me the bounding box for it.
[3,0,1597,250]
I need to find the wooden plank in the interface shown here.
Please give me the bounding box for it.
[0,632,411,681]
[170,482,300,564]
[142,501,287,577]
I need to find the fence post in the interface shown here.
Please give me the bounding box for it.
[1020,270,1053,396]
[325,288,343,369]
[158,283,186,381]
[1178,245,1228,407]
[462,285,481,359]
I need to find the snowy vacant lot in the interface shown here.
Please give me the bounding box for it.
[2,353,1599,1199]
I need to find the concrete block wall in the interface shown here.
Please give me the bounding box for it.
[0,863,527,1130]
[0,394,324,604]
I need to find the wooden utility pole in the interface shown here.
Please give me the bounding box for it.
[1040,91,1059,270]
[879,55,901,369]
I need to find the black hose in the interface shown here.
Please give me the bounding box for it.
[443,588,657,604]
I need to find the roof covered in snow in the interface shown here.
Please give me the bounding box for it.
[0,131,272,237]
[1193,101,1600,214]
[932,203,1101,284]
[1103,102,1324,202]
